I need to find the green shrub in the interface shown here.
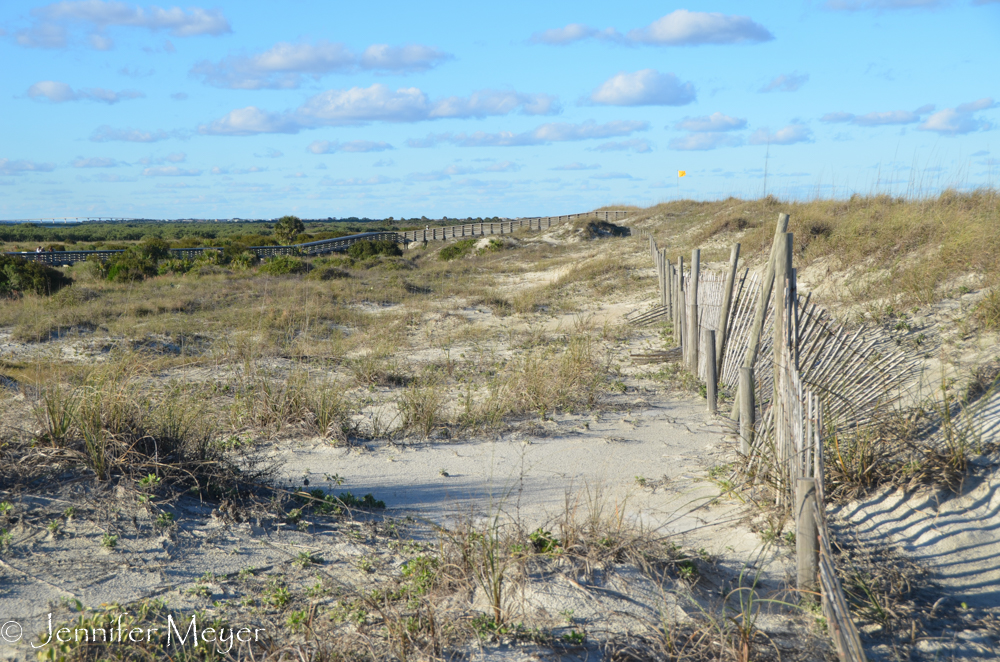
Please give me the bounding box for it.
[157,258,193,276]
[259,255,310,276]
[439,238,476,261]
[0,255,73,297]
[476,238,504,255]
[194,249,223,266]
[105,248,157,283]
[138,237,171,260]
[347,239,402,260]
[229,251,260,270]
[306,266,350,281]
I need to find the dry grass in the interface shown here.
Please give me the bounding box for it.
[634,188,1000,314]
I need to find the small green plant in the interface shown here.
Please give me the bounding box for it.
[62,507,76,519]
[138,473,161,490]
[295,551,324,568]
[186,584,212,598]
[286,609,310,633]
[0,502,12,516]
[238,567,256,581]
[635,475,648,487]
[266,582,292,609]
[337,492,386,509]
[47,520,61,535]
[561,629,586,645]
[529,528,562,555]
[0,528,12,549]
[101,533,118,549]
[154,512,174,528]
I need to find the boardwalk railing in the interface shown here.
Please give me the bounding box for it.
[8,210,632,266]
[632,216,905,662]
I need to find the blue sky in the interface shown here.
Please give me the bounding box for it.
[1,0,998,219]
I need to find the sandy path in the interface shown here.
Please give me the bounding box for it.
[278,398,759,555]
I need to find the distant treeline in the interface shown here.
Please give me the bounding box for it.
[0,216,507,247]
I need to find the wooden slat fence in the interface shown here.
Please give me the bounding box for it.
[632,221,883,662]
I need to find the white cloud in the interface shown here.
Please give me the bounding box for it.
[210,165,264,175]
[590,172,635,180]
[627,10,774,45]
[37,1,231,36]
[919,98,995,135]
[819,112,855,123]
[552,162,600,170]
[529,23,602,45]
[590,139,652,153]
[14,22,68,48]
[483,161,521,172]
[531,10,773,46]
[589,69,695,106]
[674,112,746,132]
[191,40,451,89]
[136,152,185,165]
[199,85,559,136]
[825,0,945,10]
[91,172,135,182]
[748,123,812,145]
[408,161,521,181]
[14,1,229,50]
[669,133,744,150]
[308,140,394,154]
[759,72,809,93]
[255,148,283,159]
[91,125,170,142]
[143,166,201,176]
[27,80,143,103]
[72,156,119,167]
[0,158,56,175]
[372,159,393,167]
[407,120,648,148]
[360,44,452,72]
[320,175,397,186]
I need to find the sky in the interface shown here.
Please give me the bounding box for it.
[1,0,998,220]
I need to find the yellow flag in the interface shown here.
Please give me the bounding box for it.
[678,170,686,177]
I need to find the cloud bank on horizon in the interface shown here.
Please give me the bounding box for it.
[1,0,997,218]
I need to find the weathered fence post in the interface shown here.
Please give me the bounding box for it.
[677,255,685,349]
[796,478,819,598]
[659,249,668,307]
[730,213,791,422]
[687,249,700,372]
[739,367,755,455]
[774,232,793,412]
[716,243,741,377]
[705,329,717,413]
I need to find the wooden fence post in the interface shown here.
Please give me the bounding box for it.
[660,249,668,307]
[687,249,700,372]
[705,329,717,413]
[677,255,685,349]
[730,213,791,422]
[774,233,793,409]
[716,243,741,377]
[796,478,819,598]
[739,367,755,455]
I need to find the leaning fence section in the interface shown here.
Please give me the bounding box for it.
[632,218,896,662]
